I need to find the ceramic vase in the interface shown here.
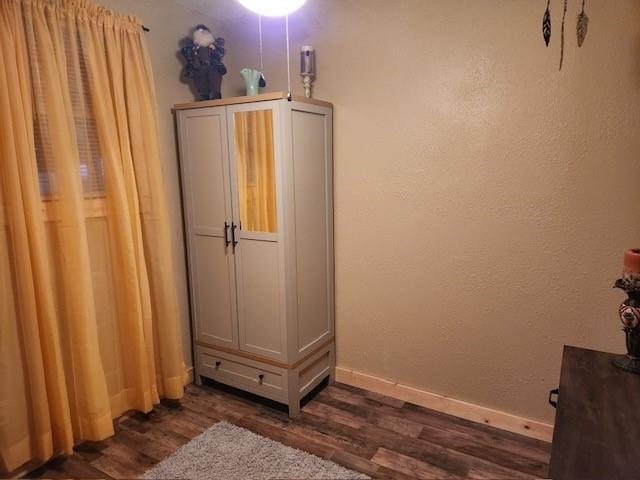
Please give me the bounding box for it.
[240,68,262,96]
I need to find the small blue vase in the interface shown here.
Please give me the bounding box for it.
[240,68,262,96]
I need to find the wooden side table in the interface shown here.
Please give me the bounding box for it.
[549,345,640,480]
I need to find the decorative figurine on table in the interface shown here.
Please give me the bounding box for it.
[180,25,226,100]
[612,249,640,373]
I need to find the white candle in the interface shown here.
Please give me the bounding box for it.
[300,45,315,75]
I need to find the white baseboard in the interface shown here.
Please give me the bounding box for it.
[335,367,553,443]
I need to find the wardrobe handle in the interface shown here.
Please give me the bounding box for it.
[223,222,230,247]
[258,374,264,384]
[231,222,238,248]
[215,361,221,369]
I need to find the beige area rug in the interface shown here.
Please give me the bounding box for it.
[140,421,370,480]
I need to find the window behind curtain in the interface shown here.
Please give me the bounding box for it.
[31,23,105,199]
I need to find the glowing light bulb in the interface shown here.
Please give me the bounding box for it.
[237,0,307,17]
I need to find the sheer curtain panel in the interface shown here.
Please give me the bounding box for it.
[0,0,185,473]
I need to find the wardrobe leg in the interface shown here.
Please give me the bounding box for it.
[288,400,301,418]
[328,345,336,385]
[287,371,300,418]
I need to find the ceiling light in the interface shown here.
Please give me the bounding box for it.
[237,0,306,17]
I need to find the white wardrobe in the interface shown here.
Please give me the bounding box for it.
[175,92,334,416]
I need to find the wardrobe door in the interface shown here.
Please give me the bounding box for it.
[227,101,285,360]
[177,107,238,349]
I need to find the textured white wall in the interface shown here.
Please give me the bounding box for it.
[219,0,640,423]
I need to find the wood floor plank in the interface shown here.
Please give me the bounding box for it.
[181,386,259,423]
[112,425,177,462]
[301,399,366,429]
[377,413,424,438]
[173,403,220,429]
[328,449,381,478]
[27,454,112,480]
[365,390,406,408]
[295,410,381,459]
[73,441,109,463]
[120,415,190,449]
[375,465,427,480]
[253,406,377,459]
[138,405,208,439]
[325,384,550,466]
[301,403,505,479]
[235,414,336,459]
[323,384,400,412]
[403,402,551,462]
[417,422,550,477]
[317,387,378,418]
[359,420,538,479]
[26,382,549,480]
[162,412,208,438]
[372,447,462,479]
[90,443,155,479]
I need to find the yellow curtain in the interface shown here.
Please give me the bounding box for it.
[234,110,277,233]
[0,0,184,474]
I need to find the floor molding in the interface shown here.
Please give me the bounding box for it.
[335,367,553,442]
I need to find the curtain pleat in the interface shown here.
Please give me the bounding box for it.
[31,1,114,442]
[79,10,158,415]
[124,32,187,398]
[0,0,184,473]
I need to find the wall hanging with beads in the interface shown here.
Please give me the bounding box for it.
[542,0,589,70]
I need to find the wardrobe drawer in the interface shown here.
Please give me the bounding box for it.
[197,346,286,402]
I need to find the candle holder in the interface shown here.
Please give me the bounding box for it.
[300,46,315,98]
[612,249,640,374]
[301,73,313,98]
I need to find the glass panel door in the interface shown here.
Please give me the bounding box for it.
[228,102,284,360]
[233,109,277,233]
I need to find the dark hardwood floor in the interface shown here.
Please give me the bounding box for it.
[27,381,550,479]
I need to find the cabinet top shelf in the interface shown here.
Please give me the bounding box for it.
[173,91,332,111]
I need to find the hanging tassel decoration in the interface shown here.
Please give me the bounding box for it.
[576,0,589,47]
[542,0,551,46]
[258,14,267,87]
[559,0,568,70]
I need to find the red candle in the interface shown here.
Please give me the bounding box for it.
[623,249,640,276]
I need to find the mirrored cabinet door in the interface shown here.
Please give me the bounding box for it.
[227,102,283,360]
[232,108,278,235]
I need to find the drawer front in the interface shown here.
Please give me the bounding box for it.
[197,346,286,402]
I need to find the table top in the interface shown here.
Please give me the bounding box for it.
[549,345,640,480]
